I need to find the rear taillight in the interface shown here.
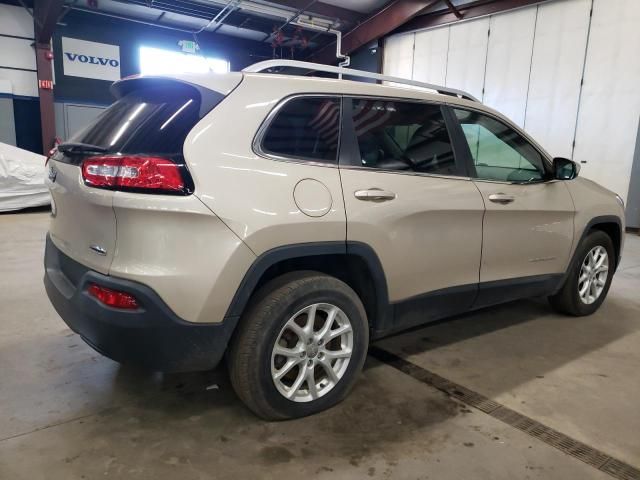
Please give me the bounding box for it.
[88,283,139,310]
[81,155,188,194]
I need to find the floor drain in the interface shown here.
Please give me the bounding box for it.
[369,346,640,480]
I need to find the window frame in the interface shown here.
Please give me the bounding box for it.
[447,104,554,184]
[338,95,472,179]
[253,93,342,167]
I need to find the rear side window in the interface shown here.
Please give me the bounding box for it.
[68,83,215,155]
[260,97,340,163]
[350,99,460,176]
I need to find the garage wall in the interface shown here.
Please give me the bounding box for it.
[52,9,272,106]
[48,9,273,141]
[0,4,37,99]
[0,4,41,152]
[383,0,640,220]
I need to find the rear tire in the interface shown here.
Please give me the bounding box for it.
[549,230,614,316]
[227,271,368,420]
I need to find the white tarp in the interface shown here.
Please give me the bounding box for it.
[0,142,50,212]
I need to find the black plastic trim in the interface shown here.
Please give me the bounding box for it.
[338,97,360,168]
[561,216,623,282]
[584,215,622,268]
[442,105,477,178]
[375,273,565,339]
[474,274,564,309]
[44,235,237,372]
[387,283,478,336]
[224,241,572,340]
[224,241,391,332]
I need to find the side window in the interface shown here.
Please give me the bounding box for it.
[261,97,340,163]
[350,99,460,176]
[453,108,547,183]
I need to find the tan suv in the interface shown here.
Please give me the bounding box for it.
[44,60,625,419]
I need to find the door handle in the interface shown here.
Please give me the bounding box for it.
[354,188,396,201]
[488,193,515,204]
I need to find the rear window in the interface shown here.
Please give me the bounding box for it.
[68,83,218,155]
[260,97,341,163]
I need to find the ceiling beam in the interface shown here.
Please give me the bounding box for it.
[442,0,463,19]
[267,0,364,25]
[33,0,65,43]
[309,0,440,65]
[395,0,546,33]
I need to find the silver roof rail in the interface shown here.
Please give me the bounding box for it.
[242,60,479,102]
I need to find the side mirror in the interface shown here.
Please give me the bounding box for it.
[553,157,579,180]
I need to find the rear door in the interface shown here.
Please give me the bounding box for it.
[450,107,574,305]
[46,78,228,273]
[339,97,485,331]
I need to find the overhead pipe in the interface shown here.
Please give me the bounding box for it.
[193,0,241,38]
[292,19,350,74]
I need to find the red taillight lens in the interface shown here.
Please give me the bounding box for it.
[88,283,139,310]
[81,156,186,193]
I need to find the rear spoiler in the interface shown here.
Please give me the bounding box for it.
[111,73,243,117]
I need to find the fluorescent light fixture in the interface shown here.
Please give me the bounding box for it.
[139,46,230,75]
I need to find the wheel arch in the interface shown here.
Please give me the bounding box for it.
[224,242,391,336]
[581,216,622,270]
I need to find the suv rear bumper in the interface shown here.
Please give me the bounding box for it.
[44,235,238,372]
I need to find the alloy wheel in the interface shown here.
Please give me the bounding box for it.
[271,303,353,402]
[578,245,609,305]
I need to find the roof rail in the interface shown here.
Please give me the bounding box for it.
[242,60,479,102]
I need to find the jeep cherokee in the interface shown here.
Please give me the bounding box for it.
[44,61,625,420]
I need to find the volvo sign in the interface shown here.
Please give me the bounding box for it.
[61,37,121,81]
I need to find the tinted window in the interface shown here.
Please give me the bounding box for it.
[351,99,459,176]
[454,108,547,182]
[68,84,206,155]
[262,97,340,163]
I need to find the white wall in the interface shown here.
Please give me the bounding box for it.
[0,4,38,97]
[383,0,640,203]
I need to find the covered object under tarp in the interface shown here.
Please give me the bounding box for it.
[0,142,50,212]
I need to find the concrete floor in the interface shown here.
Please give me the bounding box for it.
[1,209,639,479]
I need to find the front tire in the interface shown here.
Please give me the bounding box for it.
[549,230,614,316]
[227,271,368,420]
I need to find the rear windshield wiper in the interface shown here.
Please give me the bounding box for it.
[57,142,108,154]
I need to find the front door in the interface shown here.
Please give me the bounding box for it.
[451,107,574,306]
[339,98,485,332]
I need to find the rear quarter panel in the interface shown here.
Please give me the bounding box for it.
[110,193,255,324]
[183,75,348,256]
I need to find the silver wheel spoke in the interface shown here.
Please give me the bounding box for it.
[305,368,318,399]
[324,348,351,360]
[303,304,318,336]
[287,364,307,398]
[579,280,590,297]
[274,358,301,381]
[273,344,302,358]
[287,321,307,342]
[317,306,338,340]
[319,358,339,384]
[327,324,352,341]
